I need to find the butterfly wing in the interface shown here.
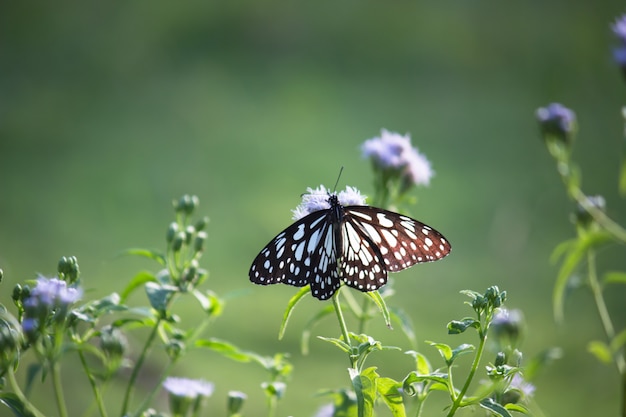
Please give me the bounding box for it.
[249,209,343,300]
[343,206,451,274]
[337,217,389,292]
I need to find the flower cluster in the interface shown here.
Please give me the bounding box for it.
[21,277,81,342]
[291,185,367,220]
[612,14,626,78]
[362,129,433,188]
[535,103,577,145]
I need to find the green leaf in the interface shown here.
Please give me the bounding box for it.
[194,338,252,362]
[603,271,626,285]
[145,282,176,312]
[120,248,166,265]
[447,318,479,334]
[0,392,36,417]
[120,271,157,302]
[450,344,475,364]
[365,291,391,328]
[552,230,613,322]
[587,340,613,364]
[318,336,351,353]
[377,377,406,417]
[278,287,310,340]
[350,367,377,417]
[479,398,512,417]
[426,341,452,364]
[300,304,335,355]
[611,329,626,353]
[505,403,530,414]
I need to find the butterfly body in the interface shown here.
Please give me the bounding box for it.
[249,193,450,300]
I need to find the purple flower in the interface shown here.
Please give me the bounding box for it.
[509,374,535,398]
[536,103,576,141]
[292,186,367,220]
[163,377,214,398]
[612,14,626,73]
[362,129,434,187]
[30,277,82,307]
[612,14,626,43]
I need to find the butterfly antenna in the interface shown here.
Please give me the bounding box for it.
[332,166,344,193]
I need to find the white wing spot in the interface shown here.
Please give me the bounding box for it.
[377,213,394,228]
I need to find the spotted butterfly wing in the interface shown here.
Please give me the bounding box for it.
[249,194,451,300]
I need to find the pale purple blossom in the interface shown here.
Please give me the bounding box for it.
[21,318,38,334]
[292,186,367,220]
[28,277,82,308]
[510,374,535,398]
[163,377,214,398]
[612,14,626,68]
[536,103,576,136]
[362,129,434,187]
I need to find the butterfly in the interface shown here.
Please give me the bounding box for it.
[249,190,451,300]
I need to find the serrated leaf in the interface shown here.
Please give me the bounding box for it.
[603,271,626,285]
[479,398,512,417]
[553,231,613,322]
[377,377,406,417]
[588,340,613,364]
[120,271,157,302]
[278,287,309,340]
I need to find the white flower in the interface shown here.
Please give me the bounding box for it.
[163,377,214,398]
[292,186,367,220]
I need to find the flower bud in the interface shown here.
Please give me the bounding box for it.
[575,195,605,229]
[491,309,525,347]
[612,15,626,81]
[172,232,186,252]
[166,222,179,243]
[494,351,506,367]
[0,320,20,370]
[58,256,80,284]
[100,325,127,361]
[174,195,199,215]
[0,268,3,283]
[195,216,209,232]
[227,391,247,416]
[194,231,208,253]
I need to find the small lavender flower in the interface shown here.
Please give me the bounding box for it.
[491,308,524,346]
[536,103,577,144]
[362,129,434,187]
[612,15,626,69]
[292,185,367,220]
[163,377,214,398]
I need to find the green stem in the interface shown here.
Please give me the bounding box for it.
[121,317,162,416]
[572,189,626,244]
[333,291,354,368]
[446,330,487,417]
[6,367,47,417]
[51,361,69,417]
[77,348,108,417]
[586,251,626,417]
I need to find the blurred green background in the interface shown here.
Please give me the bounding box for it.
[1,1,625,416]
